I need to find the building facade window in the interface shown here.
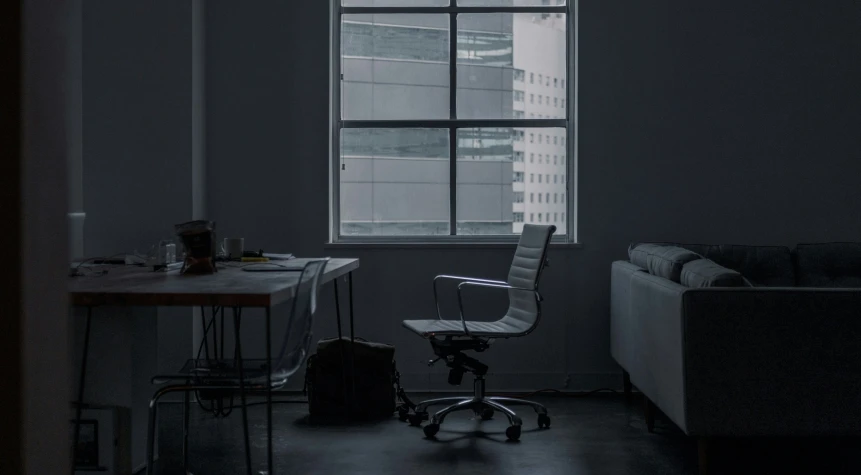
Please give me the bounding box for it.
[335,1,572,239]
[530,193,534,203]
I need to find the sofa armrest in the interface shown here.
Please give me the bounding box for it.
[682,288,861,436]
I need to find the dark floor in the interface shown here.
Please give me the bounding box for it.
[155,393,859,475]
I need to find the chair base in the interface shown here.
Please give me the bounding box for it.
[406,376,550,441]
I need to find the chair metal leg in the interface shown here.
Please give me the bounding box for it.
[182,388,191,472]
[487,396,548,415]
[482,399,523,426]
[265,306,273,475]
[233,308,253,475]
[431,399,477,424]
[415,396,472,414]
[72,306,93,475]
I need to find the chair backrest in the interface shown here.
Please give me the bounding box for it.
[272,258,329,380]
[504,224,556,332]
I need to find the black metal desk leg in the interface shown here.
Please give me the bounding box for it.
[233,308,253,475]
[72,306,93,475]
[266,306,273,475]
[347,272,357,403]
[333,279,350,415]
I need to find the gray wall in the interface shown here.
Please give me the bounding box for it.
[204,0,861,390]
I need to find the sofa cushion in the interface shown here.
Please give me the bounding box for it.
[628,243,664,269]
[681,259,750,287]
[795,242,861,288]
[646,246,701,283]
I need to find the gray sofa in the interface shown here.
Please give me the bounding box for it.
[611,242,861,470]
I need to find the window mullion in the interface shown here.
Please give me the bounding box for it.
[449,6,457,235]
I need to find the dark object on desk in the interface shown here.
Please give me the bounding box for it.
[304,337,401,421]
[175,220,217,274]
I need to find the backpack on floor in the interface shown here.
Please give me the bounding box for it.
[304,337,410,420]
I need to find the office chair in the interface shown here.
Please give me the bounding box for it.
[402,224,555,441]
[145,258,329,475]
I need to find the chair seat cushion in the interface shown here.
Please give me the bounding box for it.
[402,317,532,338]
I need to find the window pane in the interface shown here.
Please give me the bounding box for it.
[342,14,449,119]
[456,127,566,235]
[340,128,450,235]
[344,0,448,5]
[457,13,567,119]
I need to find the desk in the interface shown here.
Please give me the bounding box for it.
[69,258,359,475]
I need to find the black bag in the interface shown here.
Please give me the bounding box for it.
[304,337,406,420]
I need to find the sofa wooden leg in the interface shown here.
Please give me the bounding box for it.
[698,437,709,475]
[622,370,633,404]
[643,396,655,433]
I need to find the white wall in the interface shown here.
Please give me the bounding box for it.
[202,0,861,391]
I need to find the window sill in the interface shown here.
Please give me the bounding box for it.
[323,241,583,250]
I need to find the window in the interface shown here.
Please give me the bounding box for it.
[335,1,571,239]
[554,78,558,87]
[546,135,550,143]
[562,193,565,202]
[538,154,542,163]
[530,193,534,203]
[561,137,565,146]
[554,193,558,203]
[531,213,535,221]
[561,79,565,88]
[562,213,565,222]
[553,136,558,145]
[538,95,542,105]
[538,194,542,203]
[530,153,534,163]
[561,99,565,109]
[530,173,534,183]
[554,97,558,107]
[553,155,557,165]
[554,212,558,221]
[538,213,542,222]
[545,193,549,203]
[554,175,558,184]
[546,174,549,183]
[538,135,542,144]
[546,213,550,221]
[561,155,565,165]
[538,175,542,183]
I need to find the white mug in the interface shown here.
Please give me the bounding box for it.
[224,238,244,259]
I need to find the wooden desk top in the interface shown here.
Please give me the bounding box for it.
[69,258,359,308]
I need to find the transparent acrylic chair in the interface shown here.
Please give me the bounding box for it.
[146,258,329,475]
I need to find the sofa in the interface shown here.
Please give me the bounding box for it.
[610,242,861,471]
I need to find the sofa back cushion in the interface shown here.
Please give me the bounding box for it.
[634,242,795,287]
[795,242,861,288]
[681,259,750,287]
[628,243,664,269]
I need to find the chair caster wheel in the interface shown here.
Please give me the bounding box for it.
[423,423,440,438]
[480,408,494,421]
[538,414,551,429]
[409,412,427,426]
[506,425,521,441]
[398,407,410,422]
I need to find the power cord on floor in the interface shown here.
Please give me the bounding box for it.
[487,388,618,398]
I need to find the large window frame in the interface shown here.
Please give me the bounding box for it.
[330,0,577,243]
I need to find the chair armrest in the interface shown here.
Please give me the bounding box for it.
[455,281,540,337]
[433,274,507,320]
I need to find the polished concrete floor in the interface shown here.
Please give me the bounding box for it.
[154,393,859,475]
